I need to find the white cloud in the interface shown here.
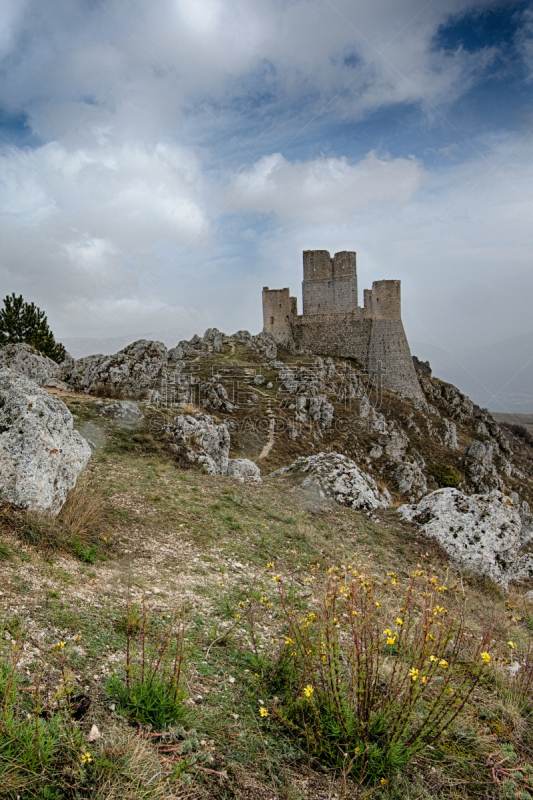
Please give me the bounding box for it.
[228,150,425,223]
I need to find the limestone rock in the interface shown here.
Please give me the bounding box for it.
[69,340,167,400]
[227,458,262,482]
[0,343,59,387]
[98,400,144,420]
[56,351,76,379]
[271,452,392,511]
[442,418,458,449]
[0,369,91,514]
[165,414,230,475]
[392,462,427,498]
[398,488,533,587]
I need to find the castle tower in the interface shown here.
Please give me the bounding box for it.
[367,280,423,399]
[302,250,358,315]
[262,287,297,347]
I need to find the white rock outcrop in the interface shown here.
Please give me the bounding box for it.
[227,458,261,482]
[0,369,91,514]
[271,452,392,511]
[0,343,59,387]
[98,400,144,420]
[398,488,533,587]
[165,414,230,475]
[69,340,167,399]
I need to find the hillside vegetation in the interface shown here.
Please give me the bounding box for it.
[1,338,533,800]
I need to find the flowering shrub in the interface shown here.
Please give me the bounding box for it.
[251,561,493,784]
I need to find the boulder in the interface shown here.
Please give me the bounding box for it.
[0,343,59,387]
[392,462,427,499]
[227,458,262,482]
[271,452,392,511]
[0,369,91,514]
[398,488,533,587]
[165,414,230,475]
[98,400,144,420]
[68,340,167,400]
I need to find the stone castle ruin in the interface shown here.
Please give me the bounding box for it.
[262,249,423,400]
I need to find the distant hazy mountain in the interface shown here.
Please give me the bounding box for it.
[412,331,533,414]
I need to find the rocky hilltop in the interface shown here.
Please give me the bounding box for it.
[3,327,533,587]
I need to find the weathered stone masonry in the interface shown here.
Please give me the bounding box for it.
[262,249,423,400]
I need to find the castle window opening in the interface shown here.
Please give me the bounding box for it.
[270,317,274,325]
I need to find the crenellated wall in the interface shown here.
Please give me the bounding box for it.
[262,250,423,400]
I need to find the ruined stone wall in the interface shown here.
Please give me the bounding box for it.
[291,311,372,365]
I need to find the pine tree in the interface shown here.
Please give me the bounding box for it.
[0,293,66,364]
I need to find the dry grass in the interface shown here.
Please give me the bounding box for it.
[19,475,107,555]
[57,474,108,546]
[93,728,202,800]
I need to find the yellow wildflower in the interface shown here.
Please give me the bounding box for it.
[303,684,314,699]
[81,752,92,764]
[272,574,280,582]
[267,562,274,567]
[408,668,419,681]
[439,660,449,669]
[508,641,516,649]
[260,707,269,717]
[396,618,403,626]
[383,629,392,637]
[387,636,396,646]
[375,602,381,608]
[429,655,438,663]
[481,652,491,664]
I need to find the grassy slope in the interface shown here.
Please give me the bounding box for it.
[1,350,533,798]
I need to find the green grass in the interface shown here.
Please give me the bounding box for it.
[106,674,188,730]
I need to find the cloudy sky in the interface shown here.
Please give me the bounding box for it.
[0,0,532,407]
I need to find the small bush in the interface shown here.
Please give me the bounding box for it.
[107,601,188,731]
[249,563,492,786]
[428,463,461,488]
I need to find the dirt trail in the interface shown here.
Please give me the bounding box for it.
[258,404,276,460]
